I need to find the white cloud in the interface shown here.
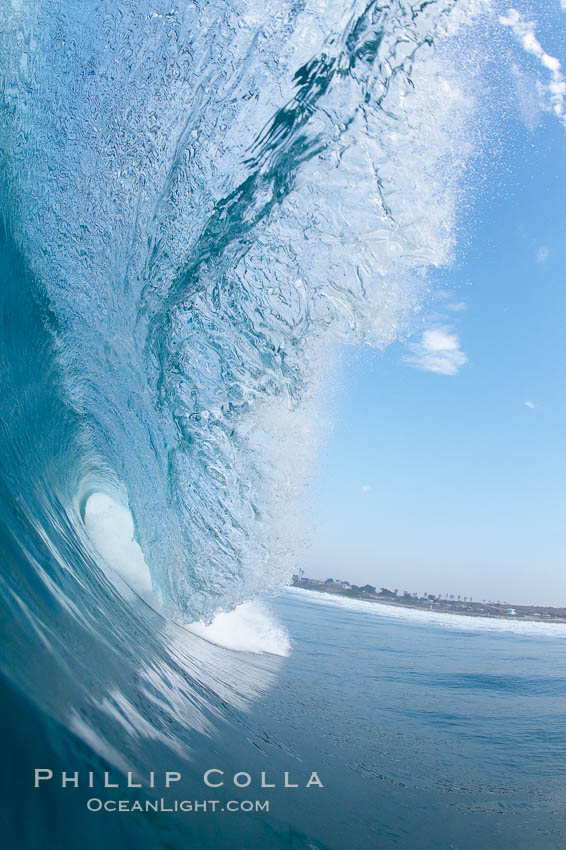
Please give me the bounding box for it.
[500,9,566,129]
[361,484,371,493]
[405,327,468,376]
[524,401,535,408]
[444,301,468,312]
[536,246,549,263]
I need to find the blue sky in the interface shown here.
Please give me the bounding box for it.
[305,17,566,606]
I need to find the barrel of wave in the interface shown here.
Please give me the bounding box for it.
[83,492,289,656]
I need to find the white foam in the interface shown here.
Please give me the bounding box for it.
[186,600,291,656]
[288,587,566,638]
[83,492,155,605]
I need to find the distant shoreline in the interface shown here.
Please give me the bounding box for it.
[291,577,566,623]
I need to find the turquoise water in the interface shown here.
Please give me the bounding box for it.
[266,590,566,848]
[4,585,566,848]
[1,1,565,848]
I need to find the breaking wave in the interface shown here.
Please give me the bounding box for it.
[1,0,488,625]
[0,1,561,846]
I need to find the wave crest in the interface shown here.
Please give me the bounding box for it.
[2,0,484,620]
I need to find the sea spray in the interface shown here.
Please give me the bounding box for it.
[2,0,485,622]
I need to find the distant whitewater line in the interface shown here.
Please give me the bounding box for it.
[292,576,566,623]
[288,588,566,637]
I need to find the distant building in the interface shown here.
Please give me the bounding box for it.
[360,584,376,594]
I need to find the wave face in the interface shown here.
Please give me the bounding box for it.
[1,0,484,624]
[4,1,559,847]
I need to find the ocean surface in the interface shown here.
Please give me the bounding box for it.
[1,0,565,847]
[4,585,566,849]
[269,590,566,849]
